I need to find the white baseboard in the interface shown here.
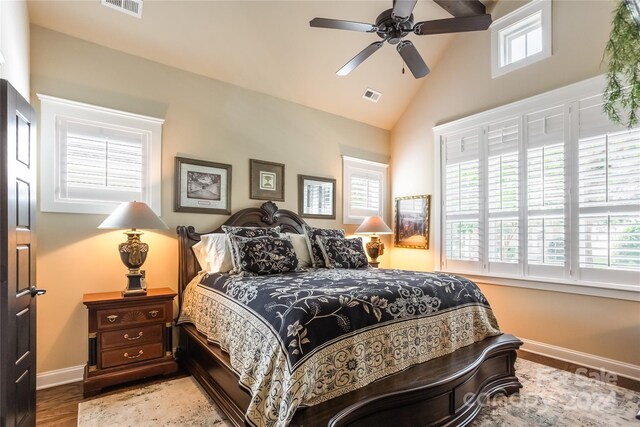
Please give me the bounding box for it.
[36,365,85,390]
[521,338,640,382]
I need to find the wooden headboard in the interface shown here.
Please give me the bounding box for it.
[176,201,307,306]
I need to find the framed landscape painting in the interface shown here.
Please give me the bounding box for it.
[394,195,431,249]
[250,159,285,201]
[175,156,232,214]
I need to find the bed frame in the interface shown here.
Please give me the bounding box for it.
[176,201,522,427]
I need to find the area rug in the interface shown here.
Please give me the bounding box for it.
[77,359,640,426]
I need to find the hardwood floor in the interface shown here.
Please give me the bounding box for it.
[36,354,639,426]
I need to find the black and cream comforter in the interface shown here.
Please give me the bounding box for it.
[178,268,501,427]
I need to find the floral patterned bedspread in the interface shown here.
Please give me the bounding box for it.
[178,268,501,427]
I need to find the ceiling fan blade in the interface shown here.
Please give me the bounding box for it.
[310,17,378,33]
[392,0,418,21]
[414,14,492,35]
[336,42,385,76]
[397,41,429,78]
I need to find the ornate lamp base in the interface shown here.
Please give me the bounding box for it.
[123,273,147,297]
[365,235,385,268]
[120,230,148,297]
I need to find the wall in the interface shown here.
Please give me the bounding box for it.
[30,26,390,374]
[389,0,640,366]
[0,0,29,98]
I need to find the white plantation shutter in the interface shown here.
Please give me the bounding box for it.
[525,106,566,276]
[343,156,388,224]
[60,119,146,203]
[442,128,482,270]
[436,76,639,290]
[577,96,640,282]
[39,94,163,214]
[487,118,520,272]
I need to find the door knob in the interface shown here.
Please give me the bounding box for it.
[30,286,46,297]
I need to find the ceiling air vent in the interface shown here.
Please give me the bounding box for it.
[362,88,382,103]
[101,0,143,18]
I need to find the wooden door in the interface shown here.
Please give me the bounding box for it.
[0,79,41,427]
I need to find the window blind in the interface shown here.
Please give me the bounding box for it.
[59,119,146,204]
[526,106,566,269]
[487,118,520,265]
[443,129,481,265]
[578,96,640,274]
[437,77,640,289]
[343,157,388,224]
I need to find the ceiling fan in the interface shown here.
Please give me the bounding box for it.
[310,0,492,78]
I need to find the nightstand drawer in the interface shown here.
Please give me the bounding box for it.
[101,342,164,369]
[97,304,166,329]
[100,324,163,350]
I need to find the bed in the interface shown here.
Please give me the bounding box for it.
[176,201,522,427]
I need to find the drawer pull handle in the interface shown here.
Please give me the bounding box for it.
[149,310,159,318]
[124,350,144,359]
[124,332,143,340]
[107,315,118,323]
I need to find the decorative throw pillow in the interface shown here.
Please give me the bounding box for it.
[222,225,281,272]
[316,236,368,269]
[303,225,345,268]
[283,233,313,268]
[228,235,298,275]
[192,233,234,273]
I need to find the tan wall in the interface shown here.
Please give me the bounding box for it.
[31,26,390,373]
[0,0,30,98]
[389,0,640,365]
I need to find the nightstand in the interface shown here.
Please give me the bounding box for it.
[82,287,178,396]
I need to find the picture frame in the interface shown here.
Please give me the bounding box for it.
[394,195,431,249]
[174,156,232,214]
[250,159,285,201]
[297,175,336,219]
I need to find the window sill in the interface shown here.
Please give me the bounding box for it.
[437,270,640,302]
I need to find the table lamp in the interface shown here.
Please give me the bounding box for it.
[355,216,393,267]
[98,201,168,296]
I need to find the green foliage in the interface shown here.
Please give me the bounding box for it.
[603,1,640,128]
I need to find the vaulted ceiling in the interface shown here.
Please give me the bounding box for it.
[27,0,491,130]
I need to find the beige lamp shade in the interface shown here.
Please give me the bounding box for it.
[98,201,168,230]
[355,216,392,235]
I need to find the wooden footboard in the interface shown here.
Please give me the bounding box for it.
[177,324,522,427]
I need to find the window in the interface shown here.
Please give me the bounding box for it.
[435,75,640,294]
[491,0,552,78]
[39,95,163,214]
[343,156,388,224]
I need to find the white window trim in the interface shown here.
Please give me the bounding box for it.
[433,75,640,302]
[38,94,164,215]
[342,155,389,225]
[491,0,552,78]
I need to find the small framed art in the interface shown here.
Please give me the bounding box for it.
[175,156,232,214]
[394,195,431,249]
[250,159,285,201]
[298,175,336,219]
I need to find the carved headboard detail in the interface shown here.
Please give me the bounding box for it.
[176,201,307,306]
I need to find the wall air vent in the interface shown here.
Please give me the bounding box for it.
[362,88,382,103]
[101,0,143,18]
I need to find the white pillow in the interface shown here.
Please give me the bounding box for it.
[284,233,312,268]
[192,233,234,273]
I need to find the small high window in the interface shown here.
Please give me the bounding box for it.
[491,0,552,78]
[38,95,163,215]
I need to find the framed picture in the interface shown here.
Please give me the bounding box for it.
[394,195,431,249]
[175,156,232,214]
[250,159,285,201]
[298,175,336,219]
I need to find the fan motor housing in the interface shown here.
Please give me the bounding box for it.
[375,9,414,44]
